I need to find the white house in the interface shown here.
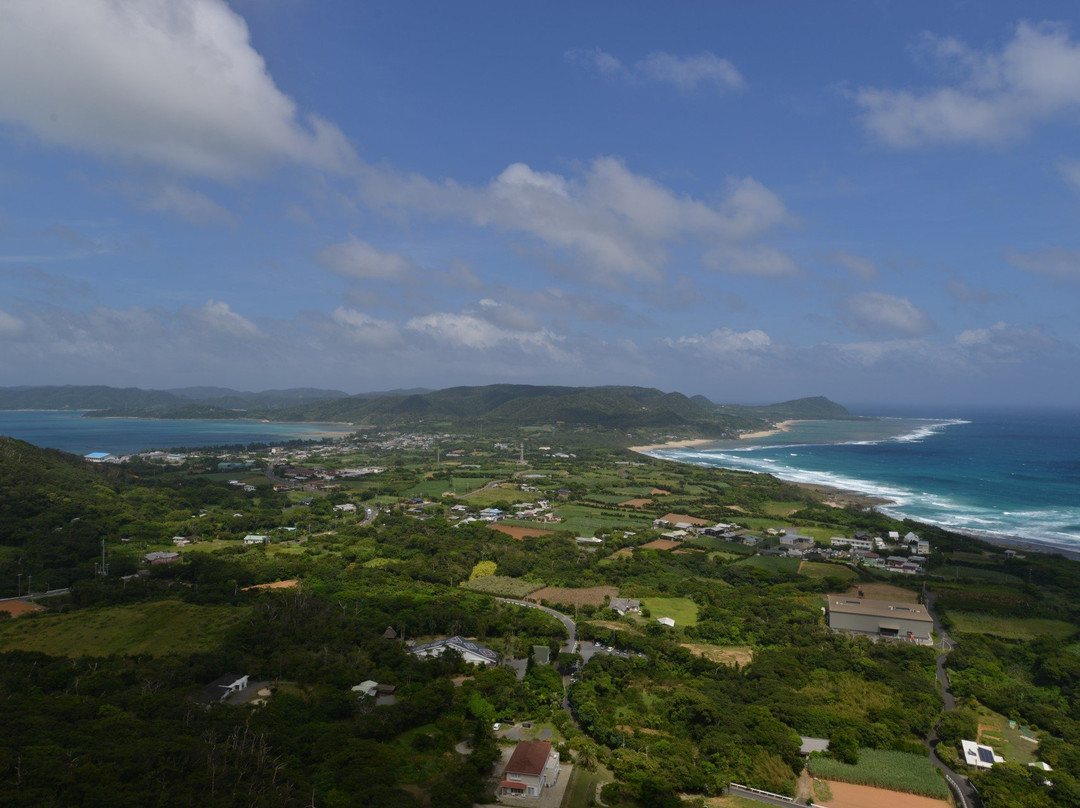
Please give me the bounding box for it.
[499,741,561,798]
[243,534,267,545]
[200,673,249,704]
[962,739,1004,769]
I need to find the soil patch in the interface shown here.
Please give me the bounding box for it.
[527,586,618,607]
[620,498,653,508]
[818,780,950,808]
[842,583,919,603]
[651,488,671,495]
[640,539,680,551]
[490,524,556,540]
[242,579,299,591]
[0,600,44,617]
[680,643,753,666]
[607,548,634,559]
[615,725,665,735]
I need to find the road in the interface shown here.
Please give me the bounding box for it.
[924,592,982,808]
[495,597,576,654]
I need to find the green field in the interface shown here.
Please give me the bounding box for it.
[736,555,802,574]
[934,565,1024,584]
[554,504,654,534]
[975,705,1040,764]
[641,597,698,626]
[563,764,613,808]
[460,576,545,598]
[0,600,249,657]
[808,748,949,798]
[949,612,1077,641]
[799,561,856,581]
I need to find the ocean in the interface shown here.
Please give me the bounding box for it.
[0,410,355,456]
[646,409,1080,556]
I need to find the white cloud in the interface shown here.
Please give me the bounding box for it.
[840,292,933,337]
[357,156,794,284]
[704,244,799,277]
[829,249,879,282]
[405,312,565,357]
[140,184,236,225]
[187,300,263,338]
[0,310,25,337]
[855,22,1080,147]
[316,236,418,281]
[0,0,354,178]
[1005,246,1080,280]
[665,327,772,357]
[635,51,745,92]
[330,307,402,348]
[566,48,744,93]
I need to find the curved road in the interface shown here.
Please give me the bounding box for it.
[495,597,576,654]
[925,592,982,808]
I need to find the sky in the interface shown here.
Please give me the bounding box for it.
[1,1,1079,410]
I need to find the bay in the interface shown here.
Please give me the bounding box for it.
[0,410,354,456]
[647,409,1080,555]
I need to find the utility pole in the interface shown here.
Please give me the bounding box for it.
[17,573,21,597]
[101,538,108,577]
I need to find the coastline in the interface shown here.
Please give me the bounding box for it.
[626,438,719,453]
[736,419,801,441]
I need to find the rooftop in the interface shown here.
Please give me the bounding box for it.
[505,741,553,776]
[827,597,933,624]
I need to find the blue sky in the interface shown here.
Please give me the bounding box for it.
[1,1,1079,409]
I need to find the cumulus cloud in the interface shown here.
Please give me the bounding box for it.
[665,327,772,357]
[1006,246,1080,279]
[405,312,564,355]
[0,0,354,178]
[840,291,933,337]
[567,48,744,93]
[357,156,794,284]
[829,249,879,281]
[316,237,418,281]
[330,307,402,348]
[855,22,1080,147]
[186,300,263,338]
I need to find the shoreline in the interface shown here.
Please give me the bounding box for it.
[736,419,801,441]
[626,437,719,453]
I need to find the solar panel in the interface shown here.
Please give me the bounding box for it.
[978,748,995,764]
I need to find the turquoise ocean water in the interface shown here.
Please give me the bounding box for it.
[0,410,354,456]
[647,410,1080,555]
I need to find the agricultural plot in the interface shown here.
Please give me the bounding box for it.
[799,561,856,582]
[947,612,1076,641]
[808,749,949,799]
[933,565,1024,584]
[736,555,802,574]
[554,504,654,535]
[0,600,249,657]
[975,705,1040,764]
[460,576,544,599]
[641,597,698,626]
[528,586,618,607]
[680,643,753,666]
[819,781,951,808]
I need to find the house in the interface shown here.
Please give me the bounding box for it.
[144,550,180,565]
[84,451,118,463]
[333,503,357,513]
[243,534,267,545]
[831,536,873,552]
[410,635,499,666]
[199,673,249,704]
[609,597,640,616]
[172,536,192,547]
[961,739,1004,769]
[826,597,933,643]
[499,741,561,798]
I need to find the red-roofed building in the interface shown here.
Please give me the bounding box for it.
[499,740,561,798]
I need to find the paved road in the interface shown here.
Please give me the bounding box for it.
[495,597,576,653]
[924,592,982,808]
[725,784,794,806]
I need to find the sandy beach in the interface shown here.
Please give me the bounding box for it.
[626,438,719,453]
[737,419,801,441]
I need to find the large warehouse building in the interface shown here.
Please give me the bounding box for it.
[825,597,933,643]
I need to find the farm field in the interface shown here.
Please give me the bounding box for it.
[0,600,250,657]
[818,780,950,808]
[641,597,698,626]
[975,705,1040,764]
[842,582,919,602]
[488,524,556,540]
[639,539,680,551]
[460,576,545,599]
[933,565,1024,584]
[799,561,856,581]
[808,749,949,799]
[737,555,802,574]
[528,586,618,607]
[948,612,1077,641]
[0,599,44,617]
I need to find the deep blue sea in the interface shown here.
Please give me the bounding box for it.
[0,410,354,456]
[647,409,1080,555]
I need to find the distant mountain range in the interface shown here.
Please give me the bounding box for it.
[0,384,854,435]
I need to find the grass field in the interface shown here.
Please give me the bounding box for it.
[799,561,857,581]
[563,764,613,808]
[460,576,545,598]
[736,555,802,574]
[553,504,654,535]
[641,596,698,626]
[808,749,949,799]
[975,705,1040,764]
[933,565,1024,584]
[0,600,249,657]
[948,612,1077,641]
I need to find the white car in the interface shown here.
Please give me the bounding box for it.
[493,723,501,731]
